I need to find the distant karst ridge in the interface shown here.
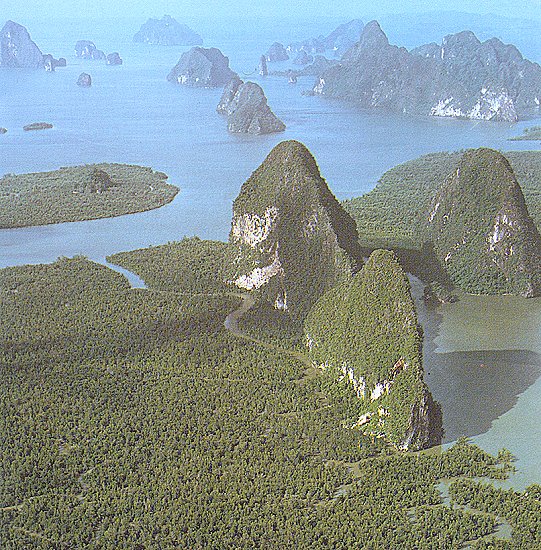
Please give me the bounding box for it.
[313,20,541,122]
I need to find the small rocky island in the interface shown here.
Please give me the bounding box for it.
[77,73,92,87]
[133,15,202,46]
[0,164,178,228]
[313,21,541,122]
[106,52,123,65]
[1,20,64,70]
[23,122,53,131]
[265,42,289,62]
[217,78,285,135]
[75,40,106,60]
[167,47,237,87]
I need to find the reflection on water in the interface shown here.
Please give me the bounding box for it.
[412,278,541,489]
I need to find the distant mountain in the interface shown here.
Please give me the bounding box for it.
[1,20,44,68]
[229,140,362,318]
[133,15,202,46]
[427,148,541,297]
[167,47,237,87]
[305,249,443,451]
[287,19,364,58]
[379,11,541,63]
[313,21,541,122]
[217,78,285,135]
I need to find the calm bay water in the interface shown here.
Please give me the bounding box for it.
[1,17,540,488]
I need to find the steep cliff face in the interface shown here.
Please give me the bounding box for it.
[314,21,541,122]
[0,21,43,68]
[167,47,237,87]
[229,140,362,318]
[304,249,443,451]
[427,148,541,297]
[217,79,285,134]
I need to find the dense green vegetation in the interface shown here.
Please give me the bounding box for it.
[109,237,236,294]
[343,150,541,249]
[426,148,541,296]
[343,150,541,296]
[509,126,541,141]
[305,250,442,450]
[230,140,362,319]
[0,163,178,228]
[3,256,538,548]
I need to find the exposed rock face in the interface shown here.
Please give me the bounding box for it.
[106,52,123,65]
[427,148,541,297]
[217,79,285,135]
[314,21,541,122]
[77,73,92,87]
[304,249,443,451]
[43,54,66,72]
[75,41,106,60]
[287,19,364,58]
[229,140,363,318]
[265,42,289,62]
[167,47,237,87]
[133,15,202,46]
[258,55,268,76]
[1,21,43,68]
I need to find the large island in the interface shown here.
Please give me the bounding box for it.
[0,163,178,228]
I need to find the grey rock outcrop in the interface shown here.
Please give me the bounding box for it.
[258,55,268,76]
[217,78,285,135]
[23,122,53,131]
[43,54,66,72]
[314,21,541,122]
[293,50,313,66]
[287,19,364,58]
[1,21,43,68]
[75,40,106,60]
[265,42,289,62]
[106,52,123,65]
[133,15,202,46]
[77,73,92,87]
[167,47,237,87]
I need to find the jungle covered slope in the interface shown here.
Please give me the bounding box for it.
[344,150,541,296]
[2,256,539,548]
[230,140,363,319]
[0,163,178,228]
[305,250,442,451]
[427,149,541,297]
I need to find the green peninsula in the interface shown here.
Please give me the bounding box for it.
[0,163,178,228]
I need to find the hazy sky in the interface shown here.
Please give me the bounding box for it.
[6,0,541,21]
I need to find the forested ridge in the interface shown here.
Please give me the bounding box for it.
[2,254,540,548]
[343,151,541,250]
